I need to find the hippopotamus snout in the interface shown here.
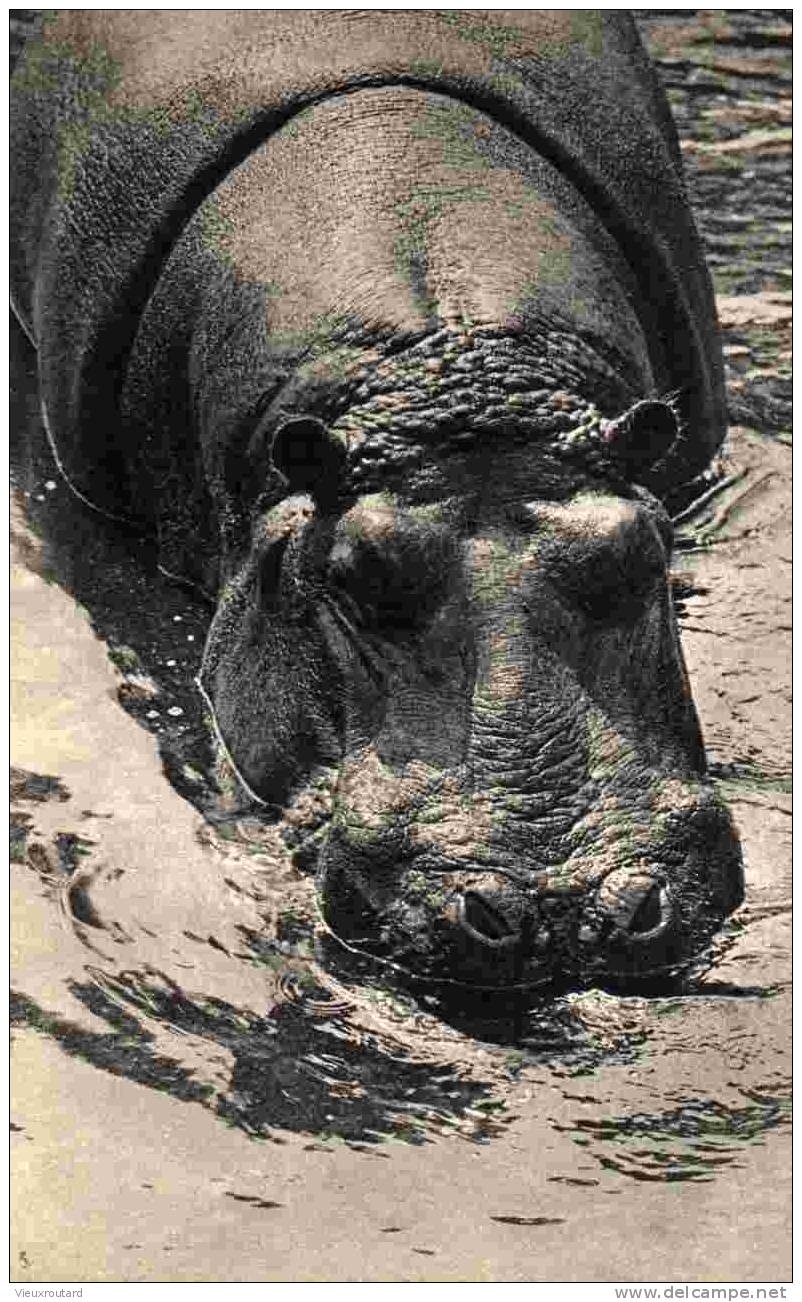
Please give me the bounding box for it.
[458,870,673,952]
[318,781,743,990]
[451,853,737,986]
[595,868,673,941]
[457,889,523,949]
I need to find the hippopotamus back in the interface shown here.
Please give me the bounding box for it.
[11,10,723,522]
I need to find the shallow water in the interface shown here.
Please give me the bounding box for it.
[10,409,791,1280]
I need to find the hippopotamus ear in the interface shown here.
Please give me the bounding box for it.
[603,400,680,480]
[269,415,345,504]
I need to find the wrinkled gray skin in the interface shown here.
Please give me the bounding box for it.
[203,417,743,990]
[10,11,743,990]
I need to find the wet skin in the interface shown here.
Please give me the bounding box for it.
[203,438,743,990]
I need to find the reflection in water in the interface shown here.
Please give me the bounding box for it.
[10,988,215,1107]
[553,1086,791,1184]
[11,952,790,1175]
[11,760,792,1181]
[11,971,507,1147]
[10,865,656,1151]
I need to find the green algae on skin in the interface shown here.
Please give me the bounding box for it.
[13,33,121,98]
[108,644,142,674]
[56,121,94,202]
[569,11,604,59]
[408,502,446,527]
[692,151,747,175]
[404,869,448,911]
[331,800,387,846]
[502,794,526,815]
[570,489,619,509]
[396,184,493,232]
[535,248,573,286]
[15,29,248,204]
[47,41,123,203]
[502,614,526,638]
[570,808,639,860]
[297,344,366,383]
[715,772,792,799]
[411,103,492,172]
[279,105,316,140]
[181,87,225,140]
[436,11,527,60]
[437,9,603,61]
[340,490,399,536]
[16,34,209,201]
[358,491,399,513]
[470,538,519,606]
[508,247,583,319]
[394,183,491,302]
[585,712,637,783]
[269,311,351,355]
[414,801,447,826]
[12,39,78,94]
[198,202,236,268]
[488,71,526,97]
[410,58,444,78]
[505,193,559,224]
[510,252,573,314]
[345,409,397,434]
[472,684,506,718]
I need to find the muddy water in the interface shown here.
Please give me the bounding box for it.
[11,11,791,1280]
[11,401,790,1281]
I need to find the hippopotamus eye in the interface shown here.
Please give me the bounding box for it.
[328,531,452,635]
[542,508,669,625]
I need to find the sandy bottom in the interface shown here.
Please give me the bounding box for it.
[10,426,790,1284]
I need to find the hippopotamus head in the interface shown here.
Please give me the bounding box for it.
[200,348,743,992]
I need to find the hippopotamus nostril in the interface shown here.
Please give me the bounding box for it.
[627,883,672,940]
[596,870,673,944]
[457,891,521,949]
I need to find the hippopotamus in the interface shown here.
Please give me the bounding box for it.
[10,10,743,991]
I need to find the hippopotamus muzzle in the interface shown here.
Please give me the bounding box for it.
[317,793,743,991]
